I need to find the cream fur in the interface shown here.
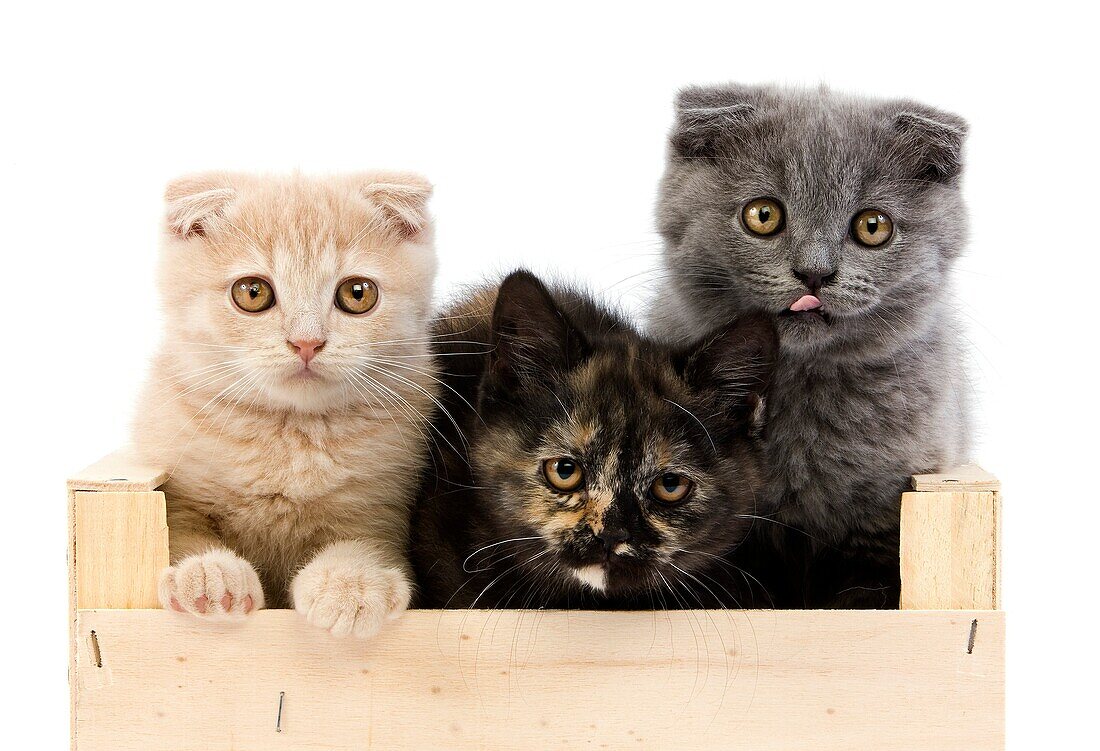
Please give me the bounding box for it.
[133,171,438,639]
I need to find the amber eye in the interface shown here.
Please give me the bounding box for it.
[650,473,693,504]
[741,197,785,236]
[543,458,585,492]
[851,209,894,247]
[335,277,380,314]
[230,277,275,313]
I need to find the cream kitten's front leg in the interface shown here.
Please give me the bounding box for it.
[291,540,412,639]
[158,525,265,619]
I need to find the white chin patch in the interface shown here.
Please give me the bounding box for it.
[573,564,608,592]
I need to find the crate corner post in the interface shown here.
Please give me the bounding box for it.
[901,463,1002,610]
[68,449,169,751]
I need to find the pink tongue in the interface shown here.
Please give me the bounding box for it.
[790,295,822,312]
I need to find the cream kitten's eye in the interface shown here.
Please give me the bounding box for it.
[742,197,785,236]
[543,458,584,492]
[851,209,894,247]
[231,277,275,313]
[336,278,380,314]
[650,473,693,504]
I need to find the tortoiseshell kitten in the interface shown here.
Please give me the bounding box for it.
[411,271,778,609]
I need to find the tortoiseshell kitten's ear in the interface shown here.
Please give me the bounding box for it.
[488,270,588,386]
[679,313,778,436]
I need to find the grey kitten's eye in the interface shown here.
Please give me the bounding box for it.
[231,277,275,313]
[851,209,894,247]
[335,277,380,314]
[650,473,693,504]
[742,197,785,236]
[543,458,584,492]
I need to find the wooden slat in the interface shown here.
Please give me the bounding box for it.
[911,464,1000,492]
[74,491,169,609]
[68,449,168,492]
[68,489,79,751]
[900,490,1000,609]
[73,609,1003,751]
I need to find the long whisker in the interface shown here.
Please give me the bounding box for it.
[462,537,543,573]
[355,359,468,450]
[357,355,482,423]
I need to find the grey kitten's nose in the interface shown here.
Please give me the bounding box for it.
[792,267,837,292]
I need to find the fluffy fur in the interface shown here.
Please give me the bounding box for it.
[133,171,437,637]
[651,84,971,607]
[412,271,778,609]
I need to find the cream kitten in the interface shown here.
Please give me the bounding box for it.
[132,171,438,639]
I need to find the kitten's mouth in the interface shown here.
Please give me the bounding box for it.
[778,294,830,324]
[288,365,323,381]
[570,543,644,594]
[572,563,609,593]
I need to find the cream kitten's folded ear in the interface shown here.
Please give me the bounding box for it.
[165,173,238,239]
[358,172,433,240]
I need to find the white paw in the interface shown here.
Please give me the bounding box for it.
[158,549,265,619]
[292,548,411,639]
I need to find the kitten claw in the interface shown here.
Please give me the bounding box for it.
[159,549,265,620]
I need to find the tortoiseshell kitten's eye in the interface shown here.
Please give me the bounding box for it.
[335,277,380,314]
[650,473,693,504]
[741,197,785,236]
[543,458,584,492]
[851,209,894,247]
[231,277,275,313]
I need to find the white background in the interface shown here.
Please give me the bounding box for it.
[2,1,1095,746]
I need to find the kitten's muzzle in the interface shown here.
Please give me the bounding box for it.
[594,525,629,558]
[780,259,837,324]
[564,526,631,568]
[790,243,838,293]
[791,266,837,294]
[288,338,326,365]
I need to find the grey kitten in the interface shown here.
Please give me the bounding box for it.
[650,83,971,608]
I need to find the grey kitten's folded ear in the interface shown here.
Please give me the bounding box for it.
[670,84,758,158]
[165,173,238,239]
[359,172,433,240]
[889,103,969,184]
[489,270,587,385]
[680,312,778,433]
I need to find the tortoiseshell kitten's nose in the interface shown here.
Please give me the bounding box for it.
[594,525,629,556]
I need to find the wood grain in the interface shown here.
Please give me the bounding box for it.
[73,609,1004,751]
[74,491,169,609]
[900,490,1001,609]
[68,449,168,493]
[911,464,1000,492]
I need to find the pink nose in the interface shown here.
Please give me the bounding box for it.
[288,339,325,364]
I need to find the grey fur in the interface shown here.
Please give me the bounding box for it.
[650,83,971,607]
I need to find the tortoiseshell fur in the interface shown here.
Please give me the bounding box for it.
[411,271,778,609]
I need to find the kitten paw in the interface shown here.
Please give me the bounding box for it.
[292,549,411,639]
[158,549,265,619]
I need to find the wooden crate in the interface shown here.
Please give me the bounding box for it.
[68,451,1004,750]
